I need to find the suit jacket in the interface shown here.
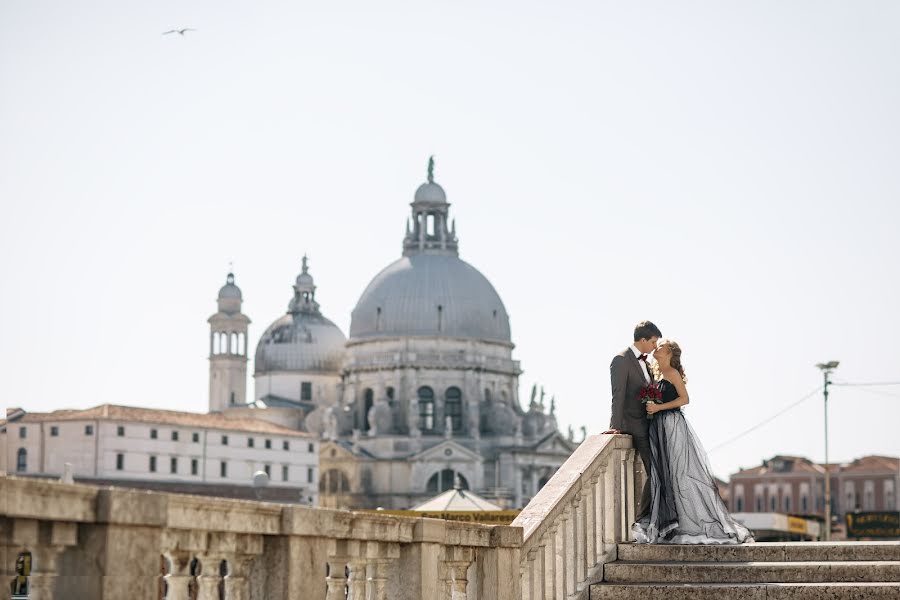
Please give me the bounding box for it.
[609,346,652,437]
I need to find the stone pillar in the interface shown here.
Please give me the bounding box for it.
[196,554,223,600]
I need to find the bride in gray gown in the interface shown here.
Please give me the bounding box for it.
[632,340,754,545]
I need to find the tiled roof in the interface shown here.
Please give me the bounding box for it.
[6,404,314,437]
[731,454,898,478]
[841,455,900,473]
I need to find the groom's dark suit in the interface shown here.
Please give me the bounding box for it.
[609,347,653,520]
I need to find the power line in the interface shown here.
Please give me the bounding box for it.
[834,381,900,387]
[707,386,822,454]
[841,386,900,400]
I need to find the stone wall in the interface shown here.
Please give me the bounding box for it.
[1,475,522,600]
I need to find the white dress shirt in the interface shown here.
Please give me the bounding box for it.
[630,345,651,383]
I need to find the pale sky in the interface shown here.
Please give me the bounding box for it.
[2,1,899,480]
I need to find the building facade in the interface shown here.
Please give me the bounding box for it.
[729,454,899,519]
[2,404,319,504]
[210,162,576,510]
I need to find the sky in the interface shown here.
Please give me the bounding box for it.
[2,1,899,480]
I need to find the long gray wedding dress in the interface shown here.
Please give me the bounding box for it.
[632,379,754,544]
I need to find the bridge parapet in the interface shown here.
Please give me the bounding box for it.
[1,475,522,599]
[511,434,641,599]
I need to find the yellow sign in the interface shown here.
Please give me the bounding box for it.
[787,516,809,534]
[364,510,521,525]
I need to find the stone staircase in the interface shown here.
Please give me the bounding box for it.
[590,541,900,598]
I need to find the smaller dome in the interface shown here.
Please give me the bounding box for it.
[218,273,242,300]
[296,272,314,287]
[414,182,447,204]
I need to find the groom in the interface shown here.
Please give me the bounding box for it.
[603,320,662,521]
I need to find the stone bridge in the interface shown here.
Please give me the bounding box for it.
[2,434,899,598]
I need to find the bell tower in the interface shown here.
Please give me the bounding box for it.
[208,271,251,412]
[403,156,459,257]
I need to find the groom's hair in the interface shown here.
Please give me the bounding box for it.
[634,321,662,341]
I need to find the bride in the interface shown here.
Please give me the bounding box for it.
[632,339,754,544]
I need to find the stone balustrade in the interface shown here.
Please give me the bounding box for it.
[344,350,520,375]
[1,475,521,600]
[511,435,640,600]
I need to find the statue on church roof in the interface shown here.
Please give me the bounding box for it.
[427,155,435,183]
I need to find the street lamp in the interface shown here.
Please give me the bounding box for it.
[816,360,839,541]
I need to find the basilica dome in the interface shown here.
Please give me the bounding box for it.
[350,254,511,343]
[254,257,347,375]
[350,163,511,344]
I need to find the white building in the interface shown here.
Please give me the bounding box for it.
[1,404,319,504]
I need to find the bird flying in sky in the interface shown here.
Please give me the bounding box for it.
[162,28,196,36]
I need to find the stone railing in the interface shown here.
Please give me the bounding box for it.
[1,476,521,600]
[510,435,640,599]
[344,351,521,375]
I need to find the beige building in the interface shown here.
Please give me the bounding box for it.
[729,454,899,518]
[1,404,319,503]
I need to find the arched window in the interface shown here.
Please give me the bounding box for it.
[362,389,374,432]
[427,469,468,493]
[319,469,351,494]
[230,332,238,355]
[16,448,27,472]
[418,387,435,432]
[237,333,245,355]
[445,387,463,432]
[212,333,220,355]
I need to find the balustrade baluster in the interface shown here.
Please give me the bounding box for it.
[572,494,586,592]
[624,449,636,539]
[596,466,609,559]
[543,526,557,600]
[325,557,348,600]
[196,555,223,600]
[564,505,577,596]
[163,552,193,600]
[346,557,368,600]
[585,474,598,571]
[527,548,540,600]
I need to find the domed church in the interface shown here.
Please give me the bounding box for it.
[207,160,575,509]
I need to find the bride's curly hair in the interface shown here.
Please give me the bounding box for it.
[653,339,687,383]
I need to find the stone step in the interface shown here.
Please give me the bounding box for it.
[603,560,900,583]
[589,582,900,599]
[617,541,900,563]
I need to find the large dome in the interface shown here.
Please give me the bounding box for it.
[254,313,346,374]
[349,254,511,343]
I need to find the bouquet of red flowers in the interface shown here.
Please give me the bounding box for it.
[637,382,663,419]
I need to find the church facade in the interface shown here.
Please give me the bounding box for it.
[209,162,575,509]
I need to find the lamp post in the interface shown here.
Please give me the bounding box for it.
[816,360,839,541]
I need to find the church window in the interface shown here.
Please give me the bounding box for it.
[170,457,178,474]
[301,382,312,401]
[149,456,157,473]
[769,496,776,511]
[427,469,468,493]
[784,495,791,512]
[418,387,435,431]
[230,392,235,405]
[191,459,198,475]
[282,465,289,481]
[320,469,350,493]
[801,495,808,512]
[736,497,744,511]
[50,426,59,437]
[172,431,179,441]
[85,425,94,436]
[308,442,314,453]
[445,387,463,432]
[192,432,200,443]
[150,429,158,439]
[117,426,125,437]
[248,437,255,448]
[221,435,229,445]
[362,389,374,432]
[307,467,313,483]
[265,439,272,449]
[19,426,26,439]
[16,448,27,472]
[264,464,271,477]
[220,461,228,477]
[116,453,124,471]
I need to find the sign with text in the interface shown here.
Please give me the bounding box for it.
[845,511,900,538]
[363,510,520,525]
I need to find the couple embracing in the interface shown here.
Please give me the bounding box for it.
[604,321,753,545]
